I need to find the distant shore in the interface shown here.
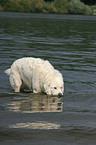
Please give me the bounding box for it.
[0,0,95,15]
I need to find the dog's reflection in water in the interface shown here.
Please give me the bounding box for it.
[7,93,63,113]
[9,121,61,129]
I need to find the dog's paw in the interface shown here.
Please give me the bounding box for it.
[33,90,38,93]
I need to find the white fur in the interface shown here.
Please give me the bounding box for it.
[5,57,64,96]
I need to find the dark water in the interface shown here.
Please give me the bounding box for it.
[0,12,96,145]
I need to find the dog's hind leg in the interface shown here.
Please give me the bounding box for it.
[9,69,22,92]
[14,86,21,92]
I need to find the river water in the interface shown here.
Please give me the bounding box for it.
[0,12,96,145]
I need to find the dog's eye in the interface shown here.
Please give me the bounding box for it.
[54,87,57,89]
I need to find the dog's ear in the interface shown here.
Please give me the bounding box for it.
[44,84,48,94]
[44,84,51,95]
[44,84,47,92]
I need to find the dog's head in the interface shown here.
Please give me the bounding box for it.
[44,71,64,96]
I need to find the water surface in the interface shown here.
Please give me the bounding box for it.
[0,12,96,145]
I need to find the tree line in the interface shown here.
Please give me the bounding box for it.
[0,0,94,15]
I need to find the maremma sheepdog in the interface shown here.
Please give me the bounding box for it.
[5,57,64,96]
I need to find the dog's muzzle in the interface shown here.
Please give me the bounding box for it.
[58,93,63,97]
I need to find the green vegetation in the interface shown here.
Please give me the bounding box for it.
[0,0,93,15]
[91,5,96,15]
[66,0,92,15]
[52,0,68,14]
[1,0,46,13]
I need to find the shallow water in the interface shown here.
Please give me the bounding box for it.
[0,12,96,145]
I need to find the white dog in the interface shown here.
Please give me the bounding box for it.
[5,57,64,96]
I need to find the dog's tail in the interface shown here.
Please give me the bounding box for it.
[4,68,10,75]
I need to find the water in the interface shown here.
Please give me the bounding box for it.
[0,12,96,145]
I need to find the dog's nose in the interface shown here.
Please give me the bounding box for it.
[58,93,63,97]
